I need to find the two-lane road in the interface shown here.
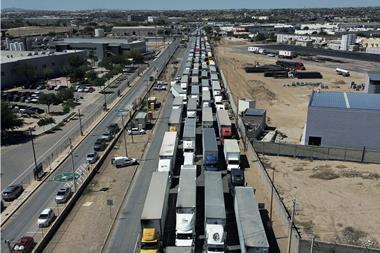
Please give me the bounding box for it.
[1,39,180,252]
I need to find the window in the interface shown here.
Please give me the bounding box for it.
[308,136,321,146]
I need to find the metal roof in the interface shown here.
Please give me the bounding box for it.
[201,79,210,87]
[173,96,184,106]
[159,132,177,157]
[202,107,214,123]
[224,139,240,153]
[141,172,169,220]
[217,109,231,126]
[368,71,380,81]
[202,90,211,101]
[187,98,198,111]
[202,128,218,153]
[169,108,183,125]
[183,118,196,139]
[205,172,226,220]
[234,187,269,249]
[212,80,221,90]
[176,168,196,209]
[310,91,380,110]
[191,85,200,95]
[245,108,266,117]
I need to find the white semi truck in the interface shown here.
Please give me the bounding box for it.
[158,131,178,174]
[223,139,240,171]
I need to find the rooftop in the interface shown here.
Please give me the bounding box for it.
[309,91,380,110]
[245,108,266,116]
[368,71,380,81]
[1,50,82,63]
[58,37,132,44]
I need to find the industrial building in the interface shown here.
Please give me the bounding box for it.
[366,72,380,94]
[1,50,86,89]
[304,91,380,149]
[53,38,146,61]
[111,26,164,37]
[340,34,357,51]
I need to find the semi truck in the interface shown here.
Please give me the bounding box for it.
[187,98,198,119]
[202,90,211,107]
[211,81,222,97]
[190,85,200,100]
[205,172,226,253]
[180,75,189,91]
[140,171,170,253]
[158,132,178,173]
[234,187,269,253]
[182,118,196,166]
[168,107,183,132]
[175,166,197,246]
[223,139,240,171]
[278,50,297,59]
[202,106,214,128]
[276,60,305,70]
[202,128,218,171]
[216,109,232,145]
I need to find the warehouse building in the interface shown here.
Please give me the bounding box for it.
[53,38,146,61]
[1,50,86,89]
[304,91,380,149]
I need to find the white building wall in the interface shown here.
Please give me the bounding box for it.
[305,107,380,149]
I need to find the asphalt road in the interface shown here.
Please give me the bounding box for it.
[1,72,134,188]
[103,41,190,253]
[0,39,179,252]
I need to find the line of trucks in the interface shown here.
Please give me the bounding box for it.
[138,30,269,253]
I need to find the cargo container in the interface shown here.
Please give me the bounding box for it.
[140,171,170,253]
[202,128,218,171]
[175,166,197,246]
[180,75,189,90]
[202,107,214,128]
[204,172,226,253]
[248,46,260,53]
[168,107,183,132]
[210,73,218,81]
[238,98,256,115]
[201,70,209,79]
[187,98,198,118]
[133,111,148,129]
[214,95,224,111]
[201,79,210,89]
[223,139,240,171]
[190,85,200,100]
[173,96,184,109]
[216,109,232,144]
[234,187,269,253]
[202,90,211,107]
[336,68,350,77]
[158,132,178,173]
[171,85,187,102]
[211,81,222,96]
[209,66,217,74]
[183,117,196,154]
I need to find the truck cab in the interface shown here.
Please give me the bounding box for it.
[205,224,225,253]
[140,228,159,253]
[8,236,36,253]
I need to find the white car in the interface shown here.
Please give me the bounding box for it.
[111,156,137,168]
[86,152,99,164]
[38,208,55,228]
[101,132,113,142]
[127,128,146,135]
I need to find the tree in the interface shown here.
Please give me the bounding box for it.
[93,77,106,87]
[1,102,23,132]
[38,93,58,113]
[86,70,97,82]
[57,87,74,101]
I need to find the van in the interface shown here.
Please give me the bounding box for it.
[111,156,137,168]
[38,208,55,228]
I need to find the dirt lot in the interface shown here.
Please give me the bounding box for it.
[215,38,369,144]
[260,155,380,248]
[216,38,380,249]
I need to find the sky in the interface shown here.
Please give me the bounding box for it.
[1,0,380,10]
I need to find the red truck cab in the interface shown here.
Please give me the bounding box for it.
[221,127,232,144]
[8,237,36,253]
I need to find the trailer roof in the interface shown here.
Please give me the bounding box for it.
[187,98,197,111]
[183,118,196,139]
[173,96,184,106]
[201,79,210,87]
[181,75,188,83]
[191,85,200,95]
[205,172,226,220]
[202,107,213,122]
[169,107,182,125]
[159,131,177,157]
[210,73,219,81]
[217,109,231,126]
[202,128,218,152]
[224,139,240,153]
[212,80,221,90]
[135,111,147,119]
[235,187,269,248]
[191,76,199,84]
[202,90,211,101]
[141,172,169,220]
[176,168,196,209]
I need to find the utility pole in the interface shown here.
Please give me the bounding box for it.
[103,85,107,110]
[29,128,38,179]
[78,108,83,136]
[121,113,128,157]
[269,168,275,224]
[287,199,296,253]
[69,139,77,192]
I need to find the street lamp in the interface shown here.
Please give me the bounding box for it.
[69,138,77,192]
[29,128,38,180]
[102,85,107,111]
[78,108,83,136]
[116,108,129,157]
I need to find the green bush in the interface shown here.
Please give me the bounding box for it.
[37,117,55,126]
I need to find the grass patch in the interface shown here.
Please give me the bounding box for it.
[310,168,340,180]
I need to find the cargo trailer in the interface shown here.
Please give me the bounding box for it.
[202,128,218,171]
[223,139,240,171]
[202,90,211,107]
[158,132,178,173]
[168,107,183,133]
[216,109,232,144]
[187,98,198,118]
[202,107,214,128]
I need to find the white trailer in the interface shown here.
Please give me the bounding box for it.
[181,75,189,90]
[182,118,196,165]
[187,98,198,118]
[234,187,269,253]
[212,81,222,96]
[278,50,296,59]
[336,68,350,77]
[223,139,240,171]
[238,98,256,115]
[171,85,187,103]
[205,172,226,253]
[175,166,197,246]
[248,46,260,53]
[158,132,178,173]
[202,107,214,128]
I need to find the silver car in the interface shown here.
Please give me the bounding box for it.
[55,187,73,204]
[127,128,146,135]
[86,152,99,164]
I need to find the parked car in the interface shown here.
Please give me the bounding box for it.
[127,128,146,135]
[107,123,120,135]
[55,187,73,204]
[2,185,24,201]
[101,132,113,142]
[94,138,107,151]
[8,236,36,253]
[86,152,99,164]
[111,156,137,168]
[153,85,166,91]
[37,208,55,227]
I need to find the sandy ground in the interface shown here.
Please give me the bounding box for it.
[215,38,370,144]
[45,58,177,253]
[260,155,380,248]
[216,38,380,249]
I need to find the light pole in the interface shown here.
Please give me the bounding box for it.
[121,113,128,157]
[69,138,77,192]
[103,85,107,110]
[78,108,83,136]
[29,128,38,180]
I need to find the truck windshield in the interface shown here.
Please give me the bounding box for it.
[141,242,158,249]
[207,245,224,252]
[228,160,239,165]
[176,233,192,239]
